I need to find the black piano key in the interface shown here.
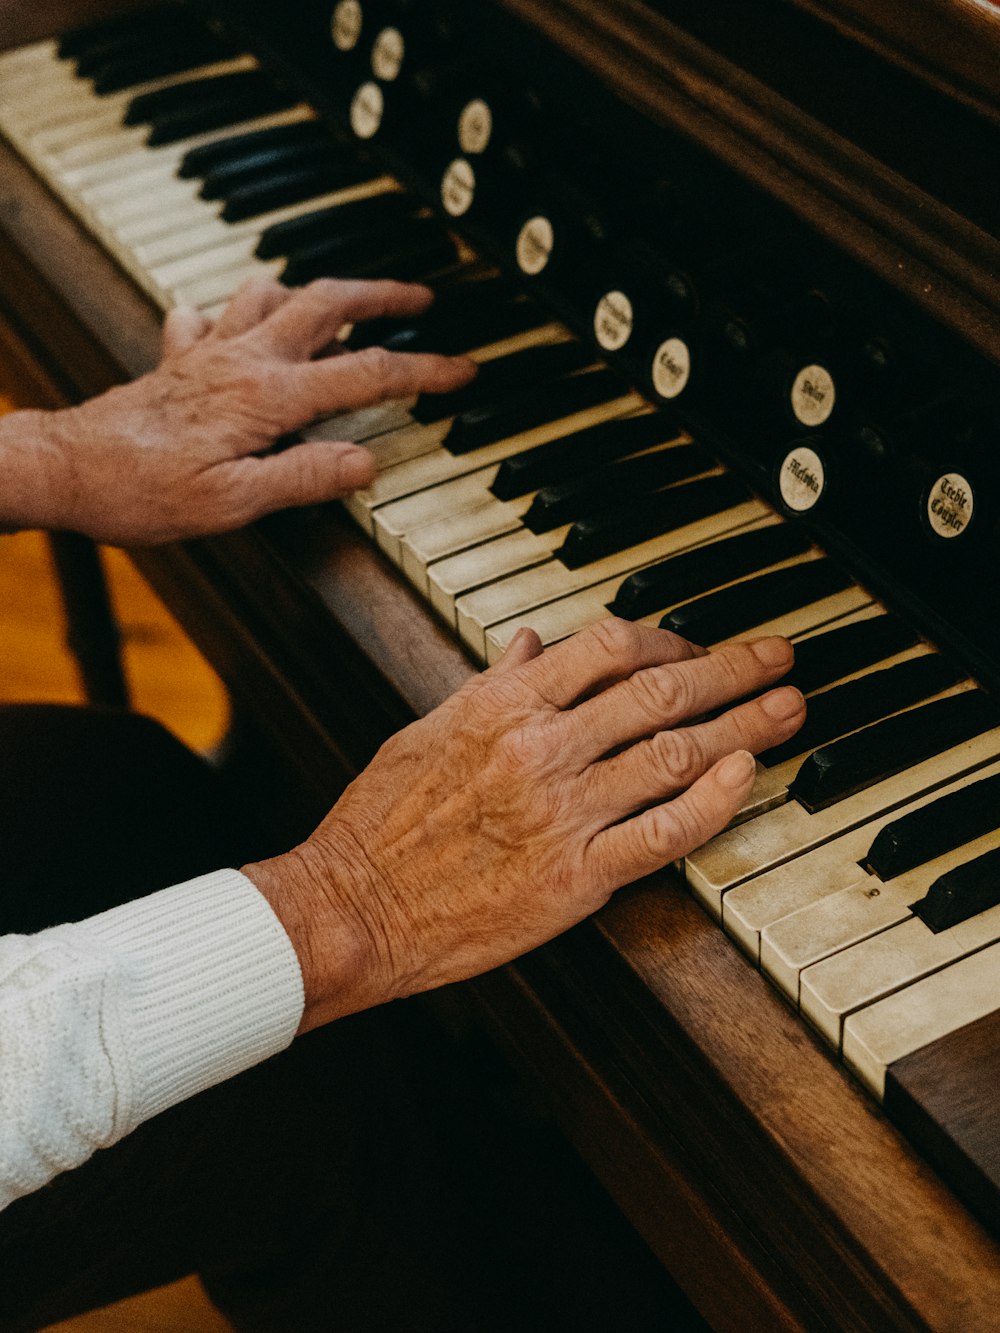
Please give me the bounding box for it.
[523,442,713,533]
[180,122,324,179]
[89,35,229,93]
[789,691,1000,812]
[200,139,342,200]
[280,218,459,283]
[343,276,534,354]
[558,472,751,570]
[125,72,295,146]
[759,653,964,768]
[785,615,920,696]
[911,848,1000,932]
[491,413,676,501]
[381,299,547,357]
[125,70,273,126]
[255,192,420,259]
[864,771,1000,880]
[444,367,622,456]
[659,559,852,645]
[413,340,593,426]
[222,160,372,224]
[609,523,810,621]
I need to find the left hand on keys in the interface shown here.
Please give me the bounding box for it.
[0,277,474,545]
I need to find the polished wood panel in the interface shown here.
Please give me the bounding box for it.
[499,0,1000,363]
[887,1008,1000,1238]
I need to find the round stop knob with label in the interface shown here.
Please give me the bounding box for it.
[925,472,974,539]
[777,444,826,513]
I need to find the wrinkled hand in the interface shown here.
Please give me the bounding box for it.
[243,620,805,1031]
[8,277,474,545]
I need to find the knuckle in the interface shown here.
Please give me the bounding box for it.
[629,665,691,722]
[303,277,341,305]
[637,804,685,862]
[587,616,641,663]
[652,726,703,782]
[355,345,396,388]
[495,720,551,772]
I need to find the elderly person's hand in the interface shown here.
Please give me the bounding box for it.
[0,277,474,545]
[243,620,805,1031]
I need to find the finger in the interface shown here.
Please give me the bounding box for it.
[260,278,436,358]
[161,304,210,358]
[516,618,705,712]
[233,441,377,517]
[586,684,805,819]
[212,277,293,339]
[585,749,758,890]
[491,625,544,674]
[565,636,794,763]
[286,347,476,417]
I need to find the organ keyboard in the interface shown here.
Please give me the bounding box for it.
[2,1,1000,1325]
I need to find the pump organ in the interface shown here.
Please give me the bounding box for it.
[2,0,1000,1325]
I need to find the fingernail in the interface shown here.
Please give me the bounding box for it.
[761,686,805,719]
[750,636,794,668]
[717,750,756,789]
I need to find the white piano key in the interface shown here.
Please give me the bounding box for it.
[842,941,1000,1098]
[91,176,208,226]
[760,821,1000,1001]
[455,497,769,659]
[802,902,1000,1050]
[354,387,644,516]
[422,434,718,621]
[149,231,266,288]
[401,493,533,592]
[0,39,58,75]
[83,162,203,208]
[172,257,285,308]
[375,468,508,560]
[57,107,313,186]
[30,103,132,155]
[686,722,1000,917]
[2,82,124,135]
[720,751,992,960]
[481,515,787,660]
[130,177,394,268]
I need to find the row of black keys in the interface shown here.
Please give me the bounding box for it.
[56,8,467,280]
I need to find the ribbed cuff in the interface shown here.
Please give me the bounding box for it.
[50,869,305,1135]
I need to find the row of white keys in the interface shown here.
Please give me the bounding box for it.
[843,941,1000,1098]
[330,322,572,490]
[391,422,692,585]
[457,492,771,659]
[0,40,408,311]
[347,374,643,540]
[395,408,674,592]
[480,511,805,663]
[689,708,1000,921]
[742,766,1000,992]
[721,755,1000,1093]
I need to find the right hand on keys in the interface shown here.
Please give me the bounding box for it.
[242,619,805,1031]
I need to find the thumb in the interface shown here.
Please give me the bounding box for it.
[490,625,544,674]
[246,440,377,514]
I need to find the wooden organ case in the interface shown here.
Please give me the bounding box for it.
[1,0,1000,1326]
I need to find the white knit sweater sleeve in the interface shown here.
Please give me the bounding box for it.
[0,868,304,1211]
